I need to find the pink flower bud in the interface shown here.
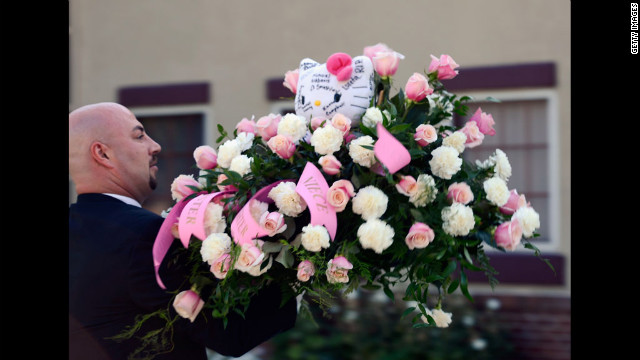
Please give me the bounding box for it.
[414,124,438,146]
[404,73,433,102]
[494,219,523,251]
[396,175,418,196]
[236,117,256,135]
[236,242,265,269]
[267,134,296,159]
[468,107,496,136]
[193,145,218,170]
[326,256,353,284]
[405,222,435,250]
[331,113,352,136]
[297,260,315,282]
[173,290,205,323]
[310,117,328,131]
[364,43,392,60]
[372,50,405,78]
[499,189,528,215]
[446,182,474,205]
[318,154,342,175]
[259,211,287,236]
[283,69,299,94]
[327,179,355,212]
[210,253,232,279]
[255,113,281,141]
[216,174,238,192]
[460,121,484,148]
[170,175,201,201]
[428,54,460,80]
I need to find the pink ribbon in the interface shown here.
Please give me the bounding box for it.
[295,162,337,240]
[373,122,411,175]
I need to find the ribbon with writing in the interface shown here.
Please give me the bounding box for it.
[295,162,337,240]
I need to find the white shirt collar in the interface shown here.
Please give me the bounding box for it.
[103,193,142,208]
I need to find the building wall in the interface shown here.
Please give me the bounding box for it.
[69,0,570,294]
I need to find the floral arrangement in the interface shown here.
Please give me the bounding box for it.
[120,43,554,359]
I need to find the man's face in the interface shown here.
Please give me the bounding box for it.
[109,110,162,202]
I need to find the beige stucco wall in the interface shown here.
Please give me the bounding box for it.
[69,0,570,293]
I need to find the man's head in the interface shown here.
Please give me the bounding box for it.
[69,102,161,204]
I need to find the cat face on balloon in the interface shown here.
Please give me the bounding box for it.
[294,54,375,124]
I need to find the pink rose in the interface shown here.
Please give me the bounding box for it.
[310,117,328,131]
[396,175,418,196]
[283,69,299,94]
[414,124,438,146]
[170,174,201,201]
[468,107,496,136]
[216,174,238,192]
[405,222,435,250]
[267,134,296,159]
[235,241,265,269]
[460,120,484,148]
[193,145,218,170]
[259,211,287,236]
[318,154,342,175]
[404,73,433,102]
[331,113,352,136]
[325,256,353,284]
[446,182,474,205]
[494,219,523,251]
[499,189,529,215]
[363,43,392,60]
[372,50,405,78]
[210,253,232,279]
[297,260,315,282]
[344,133,356,143]
[236,117,256,135]
[255,113,281,141]
[428,54,459,80]
[327,179,355,212]
[172,290,205,323]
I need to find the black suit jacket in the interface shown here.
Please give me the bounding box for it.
[69,194,297,360]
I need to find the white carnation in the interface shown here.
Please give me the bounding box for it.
[203,203,226,236]
[441,202,475,236]
[483,177,510,207]
[217,139,241,168]
[278,113,308,144]
[200,232,232,265]
[300,224,331,252]
[442,131,467,153]
[229,154,253,177]
[235,132,255,152]
[493,149,512,182]
[357,218,395,254]
[512,206,540,238]
[310,125,343,155]
[348,135,376,168]
[422,308,453,328]
[268,181,307,217]
[429,146,462,180]
[352,185,388,220]
[362,107,391,128]
[409,174,439,207]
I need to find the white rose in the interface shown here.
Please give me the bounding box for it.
[229,154,253,177]
[200,233,232,265]
[277,113,308,144]
[483,177,510,207]
[300,224,331,252]
[310,125,344,155]
[268,181,307,217]
[203,202,226,237]
[442,131,467,153]
[352,185,388,220]
[361,107,391,128]
[512,206,540,238]
[493,149,512,182]
[348,136,376,168]
[441,202,475,236]
[429,146,462,180]
[409,174,439,207]
[357,218,395,254]
[217,139,241,168]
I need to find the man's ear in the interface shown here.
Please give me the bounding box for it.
[90,141,115,169]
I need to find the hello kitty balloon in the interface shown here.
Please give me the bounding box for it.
[294,53,375,124]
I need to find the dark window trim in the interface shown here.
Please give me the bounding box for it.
[466,252,564,285]
[118,82,211,107]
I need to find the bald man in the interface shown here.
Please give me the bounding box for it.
[69,103,297,360]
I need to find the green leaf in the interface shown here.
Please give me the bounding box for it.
[383,286,395,302]
[401,306,416,318]
[447,278,460,294]
[459,271,473,302]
